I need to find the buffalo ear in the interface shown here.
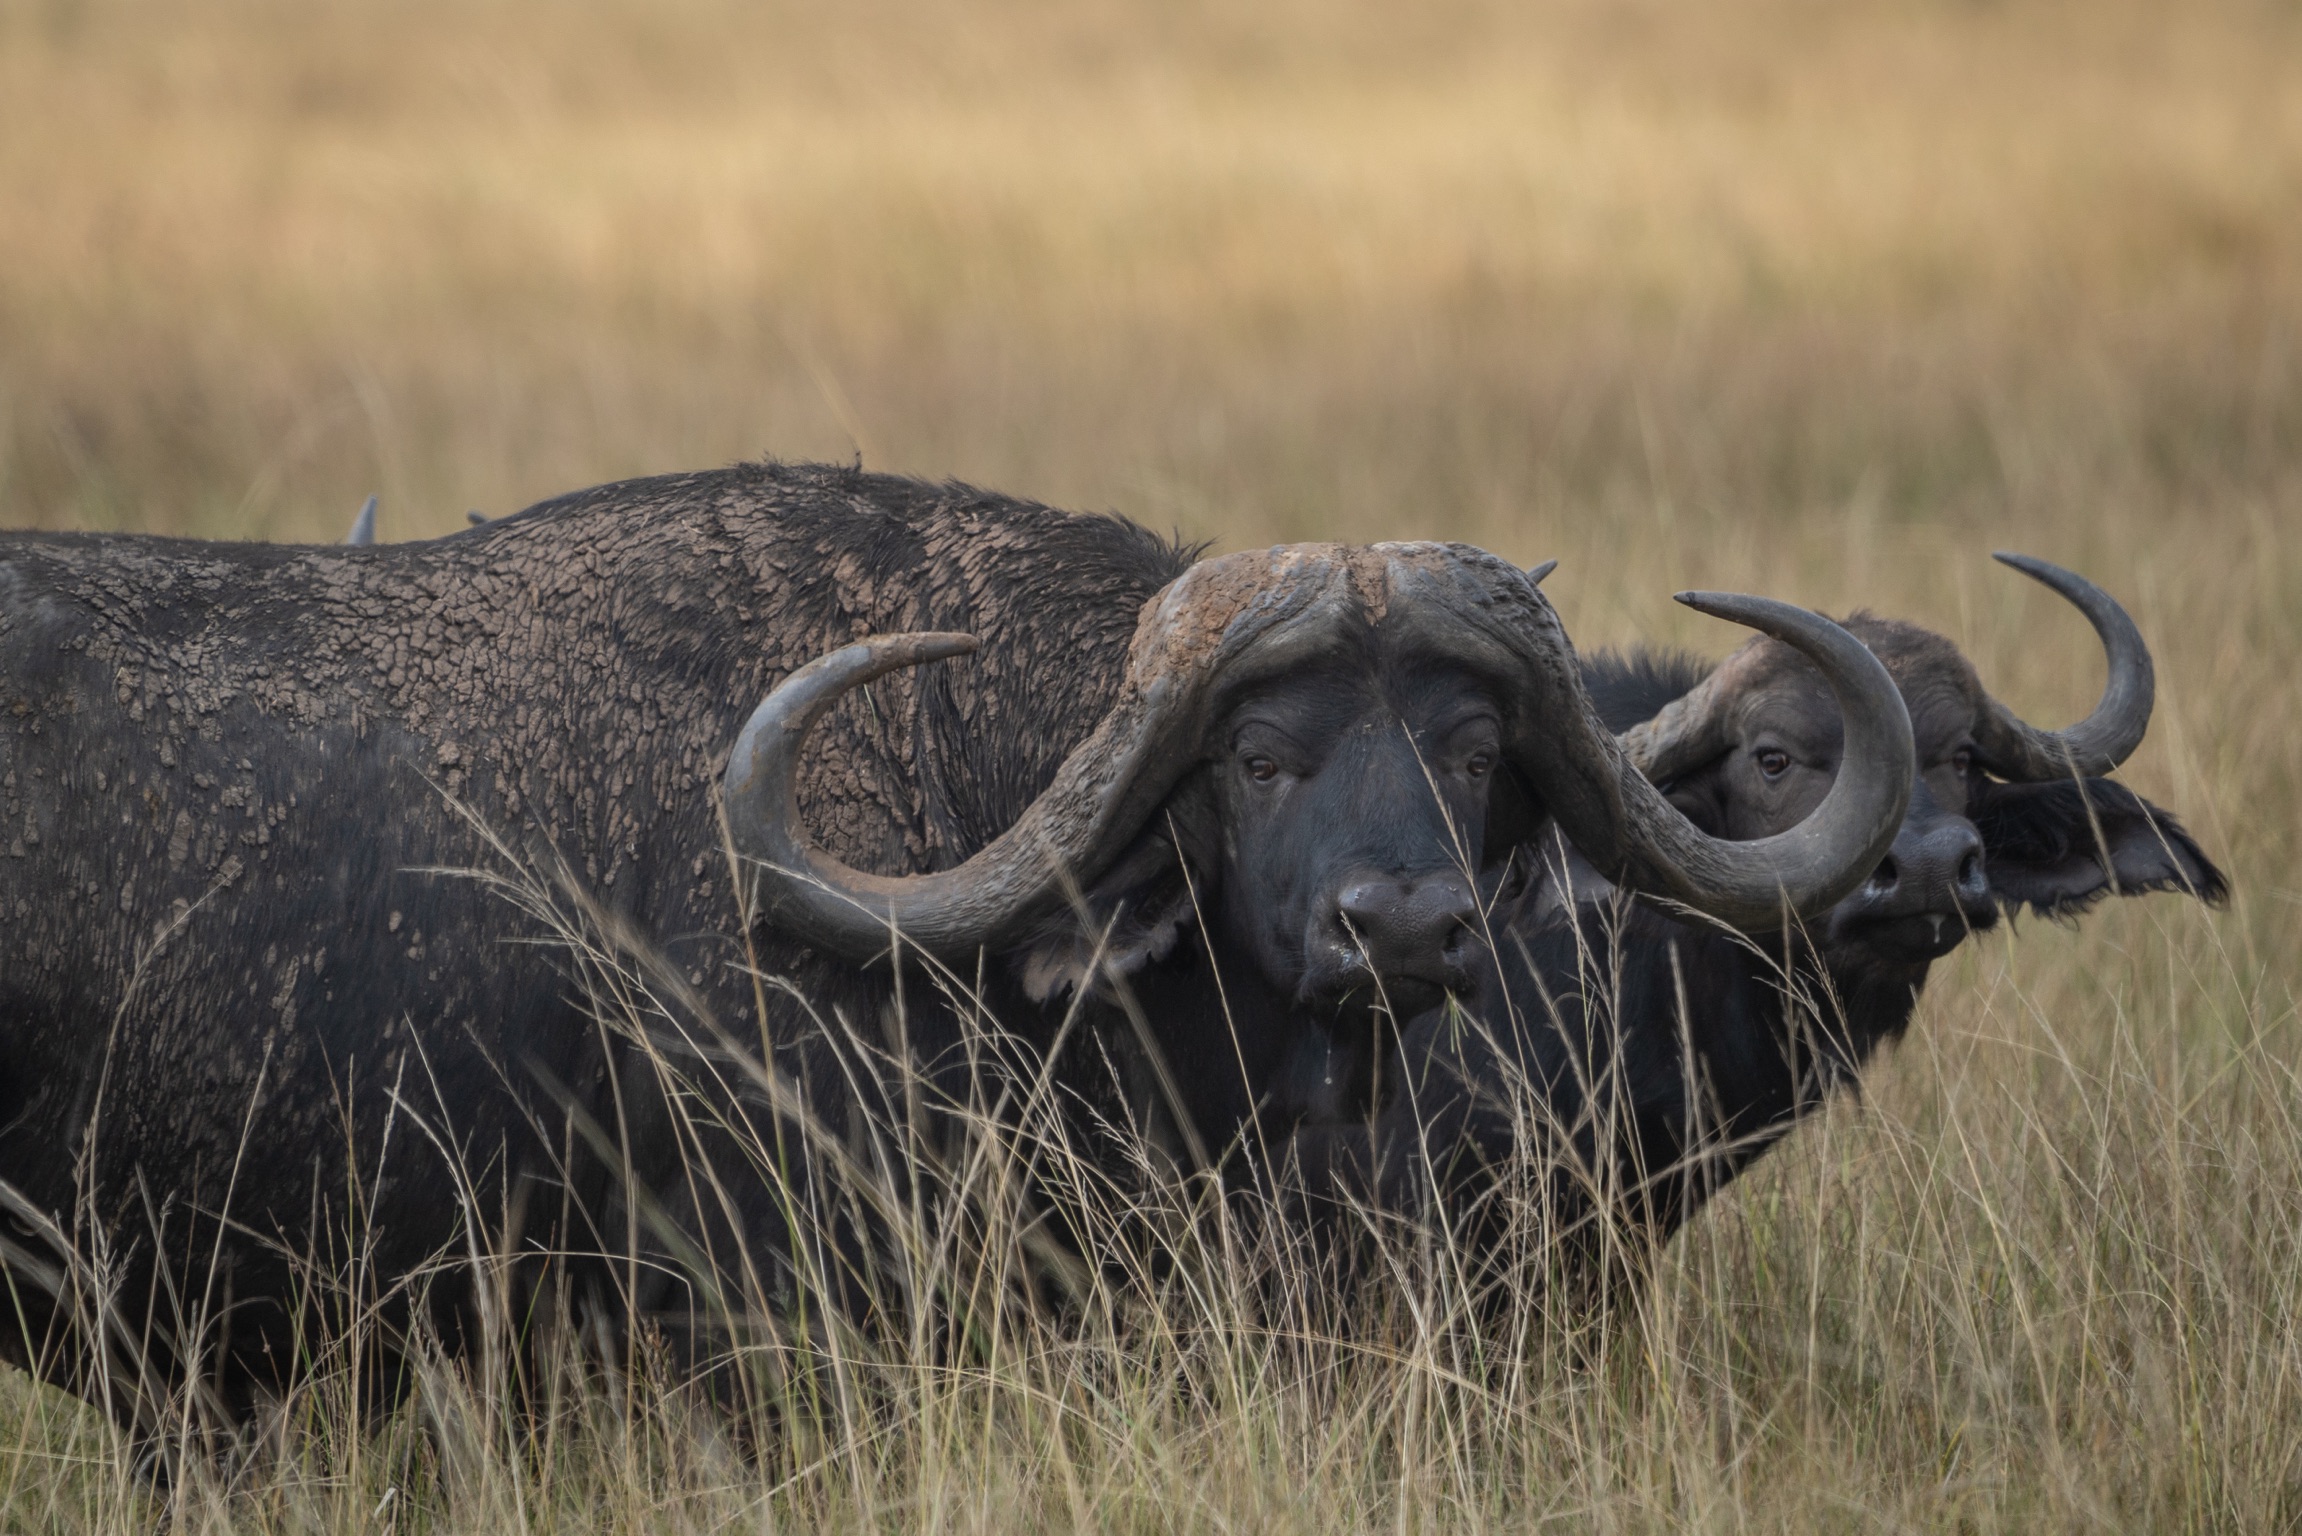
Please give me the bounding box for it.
[1970,777,2229,918]
[1009,782,1217,1005]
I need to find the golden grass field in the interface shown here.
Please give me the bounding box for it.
[4,0,2302,1528]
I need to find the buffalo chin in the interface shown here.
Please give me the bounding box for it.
[1831,904,1999,966]
[1275,978,1455,1124]
[1297,972,1454,1025]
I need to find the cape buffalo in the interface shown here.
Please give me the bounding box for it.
[1289,555,2227,1275]
[0,461,1912,1424]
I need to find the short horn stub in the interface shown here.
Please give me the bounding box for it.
[344,495,378,547]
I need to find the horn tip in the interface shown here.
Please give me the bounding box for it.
[1525,558,1559,586]
[905,631,980,662]
[1674,590,1833,645]
[1992,550,2071,582]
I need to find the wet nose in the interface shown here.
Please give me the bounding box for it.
[1334,873,1479,986]
[1849,818,1989,921]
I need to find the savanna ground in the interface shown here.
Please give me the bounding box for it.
[3,0,2301,1527]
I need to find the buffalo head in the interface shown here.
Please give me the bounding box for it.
[723,543,1917,1049]
[1610,554,2226,968]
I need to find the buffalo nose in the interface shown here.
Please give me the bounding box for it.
[1852,819,1988,919]
[1335,874,1479,985]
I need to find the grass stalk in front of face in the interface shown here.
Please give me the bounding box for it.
[3,790,2290,1532]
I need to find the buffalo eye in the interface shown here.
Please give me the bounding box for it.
[1755,748,1791,779]
[1244,755,1280,784]
[1952,747,1975,776]
[1464,749,1494,780]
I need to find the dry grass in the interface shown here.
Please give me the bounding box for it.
[3,0,2300,1528]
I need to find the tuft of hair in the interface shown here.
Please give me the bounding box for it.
[1581,647,1716,733]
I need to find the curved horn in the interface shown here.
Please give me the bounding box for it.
[1972,553,2154,780]
[724,633,1024,956]
[724,547,1350,960]
[1533,595,1915,931]
[344,494,378,547]
[1352,547,1914,931]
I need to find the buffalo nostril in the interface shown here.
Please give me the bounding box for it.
[1333,877,1477,978]
[1958,851,1982,888]
[1865,856,1899,898]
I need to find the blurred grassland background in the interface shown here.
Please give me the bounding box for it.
[5,0,2302,1528]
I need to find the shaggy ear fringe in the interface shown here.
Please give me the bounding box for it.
[1973,776,2230,920]
[2001,865,2226,923]
[1015,885,1196,1004]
